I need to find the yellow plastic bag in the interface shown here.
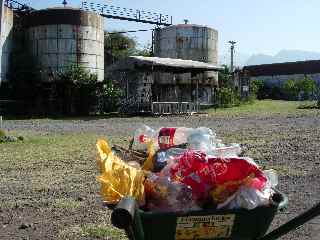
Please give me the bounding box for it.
[142,141,156,171]
[96,139,147,205]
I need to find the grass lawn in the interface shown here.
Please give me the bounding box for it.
[0,100,319,239]
[206,100,317,117]
[0,132,127,239]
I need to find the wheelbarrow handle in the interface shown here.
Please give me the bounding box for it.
[111,197,145,240]
[111,197,136,229]
[257,201,320,240]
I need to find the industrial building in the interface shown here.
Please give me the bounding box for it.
[106,23,221,114]
[0,2,106,115]
[242,60,320,87]
[111,56,222,114]
[0,5,104,83]
[25,7,105,81]
[0,0,221,115]
[153,24,219,104]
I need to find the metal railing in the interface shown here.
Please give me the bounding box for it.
[119,95,151,114]
[4,0,34,11]
[81,1,172,26]
[151,102,197,115]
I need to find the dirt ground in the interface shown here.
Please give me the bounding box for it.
[0,111,319,239]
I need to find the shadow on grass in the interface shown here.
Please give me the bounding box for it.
[298,103,320,110]
[1,112,154,121]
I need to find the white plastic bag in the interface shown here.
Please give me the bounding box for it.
[217,169,278,210]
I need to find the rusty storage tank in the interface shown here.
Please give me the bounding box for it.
[25,7,104,81]
[0,5,14,84]
[154,24,218,103]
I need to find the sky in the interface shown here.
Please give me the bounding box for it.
[26,0,320,62]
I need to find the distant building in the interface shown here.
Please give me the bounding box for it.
[243,60,320,87]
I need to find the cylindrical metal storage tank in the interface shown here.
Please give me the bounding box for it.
[0,5,14,84]
[154,24,218,103]
[25,8,104,81]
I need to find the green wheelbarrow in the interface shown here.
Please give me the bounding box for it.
[110,190,320,240]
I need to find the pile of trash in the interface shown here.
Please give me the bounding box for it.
[96,125,278,212]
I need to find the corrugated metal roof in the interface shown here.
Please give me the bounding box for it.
[243,60,320,76]
[112,56,223,73]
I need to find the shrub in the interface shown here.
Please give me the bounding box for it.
[100,80,123,112]
[57,65,100,115]
[283,77,317,100]
[0,129,6,139]
[283,79,299,100]
[216,87,240,108]
[250,79,264,100]
[296,77,317,100]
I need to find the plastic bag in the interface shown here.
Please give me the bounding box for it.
[144,174,201,212]
[167,151,267,203]
[217,170,278,210]
[142,141,156,171]
[210,144,242,158]
[217,186,271,210]
[96,139,147,205]
[153,148,187,173]
[187,127,216,153]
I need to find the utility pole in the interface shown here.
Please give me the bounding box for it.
[228,41,236,73]
[62,0,67,7]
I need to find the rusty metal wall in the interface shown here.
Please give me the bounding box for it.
[26,8,104,81]
[0,5,13,84]
[155,24,218,63]
[154,24,218,89]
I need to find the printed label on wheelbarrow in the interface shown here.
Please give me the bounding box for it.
[175,214,235,240]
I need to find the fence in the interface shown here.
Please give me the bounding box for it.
[151,102,197,115]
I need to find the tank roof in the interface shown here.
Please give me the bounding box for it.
[162,23,217,32]
[25,7,103,28]
[43,7,81,11]
[175,23,207,28]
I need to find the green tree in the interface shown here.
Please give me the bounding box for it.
[105,32,137,62]
[216,87,240,108]
[316,87,320,107]
[58,64,98,85]
[134,43,153,57]
[296,76,317,100]
[250,79,264,100]
[58,65,99,115]
[218,65,232,87]
[283,77,317,100]
[100,80,124,112]
[104,31,152,65]
[283,79,299,100]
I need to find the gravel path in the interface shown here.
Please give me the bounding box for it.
[1,112,320,239]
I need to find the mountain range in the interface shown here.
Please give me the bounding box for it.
[219,50,320,67]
